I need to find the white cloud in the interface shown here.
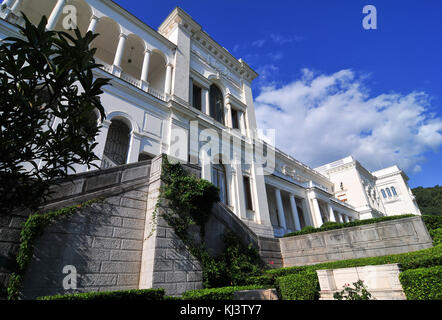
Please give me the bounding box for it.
[255,69,442,173]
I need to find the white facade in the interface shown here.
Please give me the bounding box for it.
[316,157,421,220]
[0,0,420,238]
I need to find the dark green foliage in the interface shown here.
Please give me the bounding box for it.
[0,14,110,214]
[399,266,442,300]
[201,231,263,288]
[275,271,319,300]
[412,185,442,216]
[284,214,415,238]
[37,288,165,300]
[161,158,220,238]
[429,228,442,246]
[7,198,102,300]
[333,280,373,300]
[421,215,442,232]
[159,158,263,289]
[182,285,265,300]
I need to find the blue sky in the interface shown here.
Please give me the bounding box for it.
[114,0,442,188]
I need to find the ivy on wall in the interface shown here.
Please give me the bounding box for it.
[7,198,103,300]
[158,158,263,288]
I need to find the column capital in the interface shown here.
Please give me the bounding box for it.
[91,15,100,21]
[166,62,174,68]
[144,47,152,54]
[119,32,128,39]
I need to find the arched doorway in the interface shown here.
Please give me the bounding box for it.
[212,162,228,206]
[101,119,131,169]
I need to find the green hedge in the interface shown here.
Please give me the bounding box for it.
[37,288,165,300]
[399,266,442,300]
[284,214,415,238]
[275,271,319,300]
[182,285,265,300]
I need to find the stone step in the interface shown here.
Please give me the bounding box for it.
[233,289,279,300]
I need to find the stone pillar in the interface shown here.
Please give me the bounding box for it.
[342,214,349,223]
[239,111,247,135]
[10,0,22,12]
[226,102,232,128]
[2,0,14,9]
[327,204,336,222]
[189,77,193,106]
[202,88,210,115]
[140,48,151,90]
[46,0,66,31]
[164,63,173,95]
[311,198,324,227]
[126,133,141,164]
[87,15,100,33]
[335,211,342,223]
[113,33,127,70]
[275,189,287,230]
[289,194,302,231]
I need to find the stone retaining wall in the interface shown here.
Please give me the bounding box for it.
[280,216,433,267]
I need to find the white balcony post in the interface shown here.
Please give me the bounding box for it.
[164,63,173,95]
[275,188,287,231]
[289,194,302,231]
[87,15,100,33]
[140,48,151,90]
[113,33,127,69]
[46,0,66,31]
[312,198,324,227]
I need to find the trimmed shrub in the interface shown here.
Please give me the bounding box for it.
[429,228,442,246]
[37,288,165,300]
[275,271,319,300]
[399,266,442,300]
[284,214,415,238]
[182,285,265,300]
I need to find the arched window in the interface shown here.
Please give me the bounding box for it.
[386,187,392,197]
[209,84,224,125]
[212,162,228,205]
[381,189,387,199]
[102,119,131,168]
[391,186,397,196]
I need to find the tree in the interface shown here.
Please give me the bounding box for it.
[0,15,110,214]
[412,185,442,216]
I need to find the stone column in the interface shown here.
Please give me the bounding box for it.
[113,33,127,71]
[2,0,14,9]
[87,15,100,33]
[289,194,302,231]
[335,211,342,223]
[239,111,247,135]
[327,204,336,222]
[342,214,349,223]
[9,0,21,12]
[140,48,151,90]
[275,188,287,230]
[46,0,66,31]
[189,77,193,106]
[164,63,173,95]
[202,88,210,115]
[226,102,232,128]
[311,198,324,227]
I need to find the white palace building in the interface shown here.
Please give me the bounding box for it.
[0,0,421,238]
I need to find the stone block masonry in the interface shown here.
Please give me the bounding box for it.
[279,216,433,267]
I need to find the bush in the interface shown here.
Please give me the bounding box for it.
[422,215,442,232]
[399,266,442,300]
[275,271,319,300]
[247,244,442,296]
[284,214,415,238]
[429,228,442,246]
[37,288,165,300]
[182,285,265,300]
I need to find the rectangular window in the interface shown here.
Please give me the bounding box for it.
[231,109,239,129]
[243,176,254,211]
[192,84,202,111]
